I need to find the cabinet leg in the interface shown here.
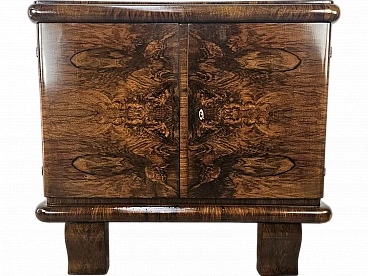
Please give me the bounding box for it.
[257,223,302,276]
[65,222,109,275]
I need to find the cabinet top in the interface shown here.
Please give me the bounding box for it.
[29,1,340,24]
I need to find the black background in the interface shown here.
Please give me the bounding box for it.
[23,1,347,276]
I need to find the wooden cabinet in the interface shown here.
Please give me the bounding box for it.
[29,1,340,275]
[38,22,330,200]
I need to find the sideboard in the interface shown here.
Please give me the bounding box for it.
[28,1,340,275]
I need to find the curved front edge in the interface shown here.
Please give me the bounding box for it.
[28,3,340,24]
[35,200,332,223]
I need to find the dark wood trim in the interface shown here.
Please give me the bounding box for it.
[28,3,340,24]
[36,200,332,223]
[46,198,321,206]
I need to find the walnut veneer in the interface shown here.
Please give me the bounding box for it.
[29,1,340,275]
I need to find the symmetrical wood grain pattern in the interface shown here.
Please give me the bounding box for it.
[36,200,332,223]
[30,2,338,275]
[257,223,302,276]
[28,2,340,24]
[187,23,330,198]
[65,222,109,275]
[39,23,180,198]
[38,22,331,200]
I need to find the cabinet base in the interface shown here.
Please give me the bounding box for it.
[36,201,331,223]
[37,201,331,275]
[63,221,304,276]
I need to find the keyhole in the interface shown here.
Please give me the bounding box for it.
[199,109,205,121]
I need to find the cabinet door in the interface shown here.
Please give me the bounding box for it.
[187,23,330,198]
[40,23,180,198]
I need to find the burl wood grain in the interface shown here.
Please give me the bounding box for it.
[39,23,180,198]
[187,23,330,198]
[39,23,331,200]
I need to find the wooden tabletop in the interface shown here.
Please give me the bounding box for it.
[29,1,340,23]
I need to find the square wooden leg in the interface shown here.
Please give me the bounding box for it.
[65,222,109,275]
[257,223,302,276]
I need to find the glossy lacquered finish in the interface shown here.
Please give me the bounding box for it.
[29,1,339,275]
[28,2,340,24]
[36,200,332,223]
[38,22,331,200]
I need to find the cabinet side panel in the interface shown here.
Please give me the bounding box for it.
[40,23,180,198]
[188,23,330,199]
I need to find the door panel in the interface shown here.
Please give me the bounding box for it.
[40,23,180,198]
[187,23,330,198]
